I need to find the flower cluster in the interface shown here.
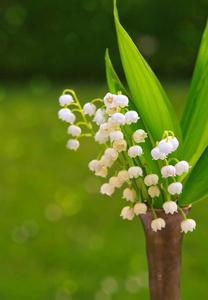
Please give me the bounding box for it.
[58,90,196,234]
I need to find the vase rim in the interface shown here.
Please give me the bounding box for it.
[148,204,192,212]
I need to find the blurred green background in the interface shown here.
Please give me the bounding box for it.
[0,0,208,299]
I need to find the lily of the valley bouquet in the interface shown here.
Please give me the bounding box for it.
[58,0,208,234]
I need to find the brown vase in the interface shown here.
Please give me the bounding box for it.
[139,206,191,300]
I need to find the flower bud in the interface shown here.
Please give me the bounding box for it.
[109,176,123,188]
[181,219,196,233]
[95,131,109,144]
[128,166,143,179]
[125,111,139,125]
[113,139,127,152]
[168,182,183,195]
[109,113,126,126]
[123,188,137,202]
[95,166,108,177]
[93,109,107,125]
[83,102,96,116]
[88,160,102,171]
[134,203,147,215]
[151,218,166,232]
[144,174,159,186]
[100,155,114,168]
[151,147,166,160]
[117,170,130,182]
[128,146,143,158]
[163,201,178,214]
[106,106,118,116]
[158,139,173,154]
[104,148,119,161]
[114,94,129,108]
[133,129,147,143]
[66,139,79,151]
[168,136,179,151]
[100,183,115,196]
[67,125,81,137]
[161,165,176,178]
[58,108,76,124]
[120,206,135,220]
[148,186,160,197]
[109,131,124,142]
[59,94,74,106]
[175,161,190,176]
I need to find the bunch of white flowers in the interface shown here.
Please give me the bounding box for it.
[58,90,195,234]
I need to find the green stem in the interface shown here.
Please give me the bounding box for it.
[91,98,104,105]
[150,204,157,219]
[177,206,187,220]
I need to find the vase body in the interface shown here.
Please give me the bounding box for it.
[139,206,191,300]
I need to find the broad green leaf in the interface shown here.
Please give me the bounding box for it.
[105,49,163,208]
[181,21,208,137]
[180,65,208,181]
[178,147,208,206]
[113,0,182,148]
[180,23,208,175]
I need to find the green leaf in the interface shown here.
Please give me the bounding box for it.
[113,0,182,147]
[180,22,208,176]
[178,147,208,206]
[105,49,163,208]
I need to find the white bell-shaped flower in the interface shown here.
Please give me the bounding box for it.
[123,188,137,202]
[109,131,124,142]
[66,139,79,151]
[168,182,183,195]
[120,206,135,220]
[158,139,173,155]
[128,166,143,179]
[58,108,76,124]
[163,201,178,214]
[148,186,160,197]
[88,159,102,171]
[67,125,81,137]
[99,123,111,137]
[104,148,118,161]
[109,176,123,188]
[106,106,118,116]
[117,170,130,182]
[151,218,166,232]
[95,166,108,178]
[144,174,159,186]
[161,165,176,178]
[133,129,147,143]
[104,92,116,108]
[100,183,115,196]
[83,102,96,116]
[59,94,74,106]
[93,109,107,125]
[100,155,114,168]
[114,94,129,108]
[151,147,166,160]
[128,146,143,158]
[168,136,179,151]
[134,203,147,215]
[175,161,190,176]
[181,219,196,233]
[109,113,126,126]
[125,111,139,125]
[95,131,109,144]
[113,139,127,152]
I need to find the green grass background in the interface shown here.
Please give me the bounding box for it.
[0,81,207,300]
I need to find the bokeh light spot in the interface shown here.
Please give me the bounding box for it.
[101,276,118,294]
[45,204,63,222]
[5,5,26,26]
